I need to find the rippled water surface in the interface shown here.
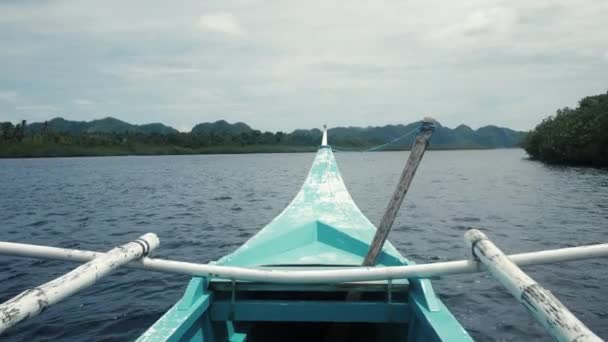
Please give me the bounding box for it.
[1,149,607,341]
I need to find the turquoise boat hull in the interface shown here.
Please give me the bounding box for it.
[139,146,474,341]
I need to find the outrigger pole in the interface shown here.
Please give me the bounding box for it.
[0,232,605,284]
[0,232,607,339]
[0,233,159,334]
[466,230,603,342]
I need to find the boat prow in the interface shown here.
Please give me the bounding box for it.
[217,145,404,268]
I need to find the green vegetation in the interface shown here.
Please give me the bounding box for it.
[0,126,320,158]
[27,117,179,135]
[523,91,608,166]
[0,117,523,158]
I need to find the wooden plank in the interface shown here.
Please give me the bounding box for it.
[363,119,434,266]
[210,300,410,323]
[327,119,434,341]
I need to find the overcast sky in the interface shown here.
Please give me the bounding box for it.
[0,0,607,132]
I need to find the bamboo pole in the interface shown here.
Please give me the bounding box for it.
[0,236,606,284]
[362,117,435,266]
[465,229,603,342]
[332,117,435,338]
[0,233,159,334]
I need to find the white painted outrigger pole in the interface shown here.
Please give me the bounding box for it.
[465,230,603,342]
[321,124,328,146]
[0,233,159,334]
[0,235,606,284]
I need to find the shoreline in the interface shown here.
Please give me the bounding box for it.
[0,146,523,159]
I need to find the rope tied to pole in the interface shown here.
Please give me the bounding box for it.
[419,119,436,133]
[366,119,436,152]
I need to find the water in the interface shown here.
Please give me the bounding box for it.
[0,149,607,341]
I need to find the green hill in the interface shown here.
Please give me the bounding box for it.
[22,117,523,149]
[191,120,252,135]
[0,117,525,158]
[28,117,178,135]
[296,122,523,149]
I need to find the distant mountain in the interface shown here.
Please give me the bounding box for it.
[136,123,180,135]
[321,122,524,149]
[475,125,522,148]
[430,123,523,149]
[28,117,178,135]
[24,117,523,149]
[191,120,252,135]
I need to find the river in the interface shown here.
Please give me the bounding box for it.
[1,149,607,341]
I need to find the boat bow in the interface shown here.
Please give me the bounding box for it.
[217,145,406,267]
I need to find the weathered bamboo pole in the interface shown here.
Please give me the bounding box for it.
[465,229,603,342]
[362,118,435,266]
[0,238,607,284]
[328,117,436,341]
[0,233,159,334]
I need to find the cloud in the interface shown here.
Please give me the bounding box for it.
[432,7,517,41]
[0,90,18,103]
[16,104,59,112]
[0,1,606,131]
[73,99,95,106]
[196,12,243,35]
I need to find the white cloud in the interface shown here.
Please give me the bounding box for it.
[73,99,95,106]
[0,90,18,103]
[196,12,243,35]
[16,104,59,112]
[432,7,517,41]
[103,65,204,79]
[0,1,607,131]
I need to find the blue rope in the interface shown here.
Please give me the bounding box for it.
[328,121,435,152]
[365,120,435,152]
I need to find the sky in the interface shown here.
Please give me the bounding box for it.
[0,0,607,132]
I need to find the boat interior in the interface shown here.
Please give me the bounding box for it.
[210,276,410,342]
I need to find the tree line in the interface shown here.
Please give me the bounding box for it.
[1,120,28,142]
[523,91,608,166]
[0,122,381,157]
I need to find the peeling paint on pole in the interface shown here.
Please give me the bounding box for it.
[0,233,159,334]
[465,229,603,342]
